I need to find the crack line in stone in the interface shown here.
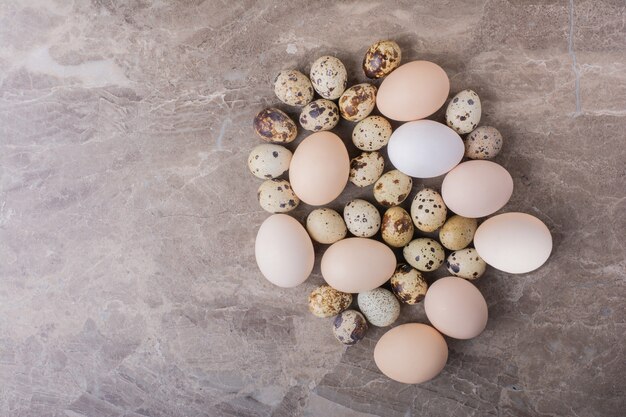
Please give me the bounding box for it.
[568,0,582,116]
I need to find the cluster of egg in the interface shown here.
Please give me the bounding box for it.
[250,40,553,385]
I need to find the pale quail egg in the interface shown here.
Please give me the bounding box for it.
[306,208,347,244]
[373,170,412,207]
[349,151,385,187]
[381,207,414,248]
[310,56,348,100]
[390,264,428,305]
[439,215,477,251]
[299,99,340,132]
[274,70,314,107]
[247,144,292,179]
[333,310,368,345]
[465,126,503,160]
[358,288,400,327]
[338,83,377,122]
[403,238,445,272]
[253,108,298,143]
[362,40,402,79]
[352,115,392,151]
[343,199,381,237]
[445,89,481,134]
[410,188,447,232]
[446,248,487,280]
[308,285,352,318]
[257,179,299,213]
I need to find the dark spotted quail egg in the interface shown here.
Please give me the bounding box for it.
[306,208,347,244]
[410,188,447,232]
[247,144,292,179]
[257,179,299,213]
[446,248,487,280]
[439,215,477,251]
[390,264,428,305]
[339,83,377,122]
[343,199,381,237]
[352,115,392,151]
[349,151,384,187]
[253,108,298,143]
[274,70,314,106]
[445,89,481,134]
[403,238,445,272]
[373,170,412,207]
[333,310,368,345]
[358,288,400,327]
[310,56,348,100]
[299,99,339,132]
[381,207,414,248]
[362,40,402,79]
[308,285,352,318]
[465,126,503,160]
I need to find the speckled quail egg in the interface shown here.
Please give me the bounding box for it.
[439,215,477,251]
[343,199,381,237]
[306,208,347,244]
[465,126,503,160]
[253,108,298,143]
[403,238,445,272]
[373,170,412,207]
[333,310,368,345]
[308,285,352,318]
[358,288,400,327]
[410,188,447,232]
[381,207,414,248]
[299,99,340,132]
[274,70,314,107]
[446,248,487,280]
[390,264,428,305]
[247,144,292,179]
[257,179,299,213]
[349,151,384,187]
[352,115,392,151]
[445,89,481,134]
[362,40,402,79]
[310,56,348,100]
[338,83,377,122]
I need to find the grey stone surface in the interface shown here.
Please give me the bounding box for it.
[1,1,625,416]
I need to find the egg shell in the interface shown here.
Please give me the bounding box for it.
[352,115,393,151]
[338,83,377,122]
[247,144,292,179]
[289,131,349,206]
[474,212,552,274]
[308,285,352,318]
[321,238,396,293]
[439,215,477,251]
[376,61,450,121]
[255,214,314,288]
[446,248,487,280]
[410,188,447,232]
[257,179,299,213]
[358,288,400,327]
[441,160,513,218]
[310,56,348,100]
[253,108,298,143]
[333,310,368,345]
[381,207,414,248]
[349,151,385,187]
[374,323,448,384]
[390,264,428,305]
[362,40,402,79]
[373,170,412,207]
[403,238,445,272]
[306,208,347,244]
[465,126,503,160]
[445,89,482,134]
[343,199,381,237]
[388,120,464,178]
[299,99,340,132]
[274,70,314,106]
[424,277,488,339]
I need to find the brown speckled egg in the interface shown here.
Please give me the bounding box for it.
[445,89,481,134]
[253,108,298,143]
[274,70,314,107]
[349,151,385,187]
[403,238,445,272]
[381,207,414,248]
[299,99,340,132]
[410,188,447,232]
[308,285,352,318]
[352,115,392,151]
[257,179,299,213]
[333,310,368,345]
[446,248,487,280]
[343,199,381,237]
[338,83,377,122]
[306,208,347,244]
[358,288,400,327]
[362,40,402,79]
[247,144,292,179]
[465,126,503,160]
[310,56,348,100]
[373,170,412,207]
[439,215,477,251]
[390,264,428,305]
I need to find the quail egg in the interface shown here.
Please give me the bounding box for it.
[308,285,352,318]
[410,188,447,232]
[465,126,503,160]
[390,264,428,305]
[439,215,477,251]
[349,151,385,187]
[338,83,377,122]
[247,144,292,179]
[343,199,381,237]
[362,40,402,79]
[446,248,487,280]
[445,89,481,134]
[373,170,412,207]
[403,238,445,272]
[274,70,314,107]
[306,208,347,244]
[310,56,348,100]
[381,207,414,248]
[333,310,368,345]
[253,108,298,143]
[358,288,400,327]
[299,99,340,132]
[352,115,392,151]
[257,179,299,213]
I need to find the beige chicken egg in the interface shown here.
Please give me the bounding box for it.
[446,248,487,280]
[343,199,381,237]
[247,144,292,179]
[338,83,377,122]
[403,238,445,272]
[310,56,348,100]
[349,151,385,187]
[308,285,352,318]
[274,70,314,107]
[352,115,393,151]
[306,208,347,244]
[410,188,447,232]
[299,99,340,132]
[439,215,478,251]
[257,179,299,213]
[363,40,402,79]
[373,170,412,207]
[381,207,414,248]
[465,126,503,160]
[445,89,481,134]
[390,264,428,305]
[253,108,298,143]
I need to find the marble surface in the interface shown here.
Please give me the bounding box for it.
[1,1,625,416]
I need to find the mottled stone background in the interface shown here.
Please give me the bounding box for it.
[1,1,625,416]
